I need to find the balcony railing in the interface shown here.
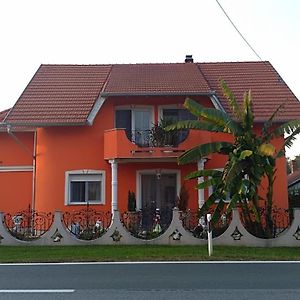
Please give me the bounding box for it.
[104,127,212,160]
[124,129,189,148]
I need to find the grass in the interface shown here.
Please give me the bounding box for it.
[0,245,300,263]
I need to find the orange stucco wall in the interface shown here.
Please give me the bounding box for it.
[0,172,33,212]
[34,95,212,212]
[0,131,34,212]
[12,95,288,213]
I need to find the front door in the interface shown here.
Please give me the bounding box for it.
[141,173,177,230]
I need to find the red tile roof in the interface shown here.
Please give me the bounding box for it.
[198,61,299,122]
[4,61,300,126]
[5,65,112,125]
[0,108,35,132]
[288,169,300,187]
[0,109,9,122]
[104,63,211,95]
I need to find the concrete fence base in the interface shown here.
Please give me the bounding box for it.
[0,208,300,246]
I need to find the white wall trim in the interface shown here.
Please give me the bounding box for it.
[0,166,33,172]
[210,94,226,112]
[86,96,106,125]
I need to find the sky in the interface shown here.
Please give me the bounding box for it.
[0,0,299,157]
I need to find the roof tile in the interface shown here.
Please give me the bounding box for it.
[4,61,300,125]
[5,65,112,125]
[104,63,211,95]
[198,61,300,122]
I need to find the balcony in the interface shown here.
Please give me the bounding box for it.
[104,127,211,161]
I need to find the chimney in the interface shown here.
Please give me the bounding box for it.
[185,55,193,63]
[292,160,298,173]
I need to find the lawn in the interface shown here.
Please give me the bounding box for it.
[0,245,299,263]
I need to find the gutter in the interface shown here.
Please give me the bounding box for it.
[100,91,215,97]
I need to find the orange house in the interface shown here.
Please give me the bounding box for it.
[1,59,300,223]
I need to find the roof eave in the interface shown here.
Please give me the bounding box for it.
[5,121,87,127]
[100,91,215,97]
[210,93,226,112]
[86,96,106,126]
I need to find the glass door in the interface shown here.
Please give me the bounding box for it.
[133,109,151,146]
[141,173,176,230]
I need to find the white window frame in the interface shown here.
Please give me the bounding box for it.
[65,170,105,205]
[114,105,154,130]
[157,104,185,121]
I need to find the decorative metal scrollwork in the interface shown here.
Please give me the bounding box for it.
[240,206,291,238]
[3,206,53,241]
[180,209,232,239]
[121,207,172,240]
[62,205,112,240]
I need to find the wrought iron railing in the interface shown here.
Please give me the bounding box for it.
[121,207,173,239]
[180,208,232,239]
[124,129,189,148]
[3,206,53,241]
[239,206,291,238]
[62,206,112,240]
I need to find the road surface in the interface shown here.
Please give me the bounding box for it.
[0,261,299,299]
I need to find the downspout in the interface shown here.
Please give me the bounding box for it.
[31,130,37,211]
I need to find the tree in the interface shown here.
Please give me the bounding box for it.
[167,80,300,237]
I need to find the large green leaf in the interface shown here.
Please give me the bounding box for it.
[220,80,243,122]
[211,200,226,224]
[276,126,300,158]
[165,120,225,133]
[199,192,219,215]
[184,98,242,135]
[196,177,222,189]
[271,119,300,137]
[185,169,223,180]
[242,90,254,132]
[261,104,284,142]
[178,141,233,165]
[226,193,240,214]
[223,160,248,188]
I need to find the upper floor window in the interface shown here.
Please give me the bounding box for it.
[65,170,105,205]
[161,108,197,123]
[115,107,153,147]
[160,107,197,145]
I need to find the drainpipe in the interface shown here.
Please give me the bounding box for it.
[31,131,37,211]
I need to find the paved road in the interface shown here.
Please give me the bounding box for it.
[0,262,299,299]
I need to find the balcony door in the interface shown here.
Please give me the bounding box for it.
[115,107,152,146]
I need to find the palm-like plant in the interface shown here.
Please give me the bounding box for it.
[167,80,300,237]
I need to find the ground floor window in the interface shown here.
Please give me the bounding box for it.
[65,170,105,205]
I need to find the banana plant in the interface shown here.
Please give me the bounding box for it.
[166,80,300,236]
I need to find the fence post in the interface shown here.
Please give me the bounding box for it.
[207,213,213,256]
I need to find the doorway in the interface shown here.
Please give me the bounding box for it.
[139,172,178,230]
